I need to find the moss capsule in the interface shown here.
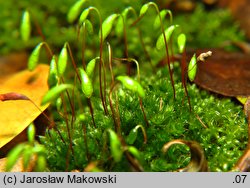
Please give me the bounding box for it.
[57,44,68,76]
[188,54,197,82]
[67,0,87,23]
[79,8,90,24]
[156,25,179,50]
[177,33,186,53]
[108,129,122,162]
[79,68,93,98]
[41,84,73,105]
[28,43,43,71]
[20,10,31,42]
[139,3,149,17]
[116,75,145,98]
[27,123,35,143]
[48,55,58,87]
[6,144,25,171]
[86,58,96,77]
[100,14,118,41]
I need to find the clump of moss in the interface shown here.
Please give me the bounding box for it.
[173,4,246,50]
[0,0,142,54]
[41,66,248,172]
[16,0,247,172]
[1,1,245,55]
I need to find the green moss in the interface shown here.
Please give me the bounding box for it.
[4,0,247,172]
[0,0,142,54]
[41,66,248,171]
[173,4,246,50]
[1,1,244,55]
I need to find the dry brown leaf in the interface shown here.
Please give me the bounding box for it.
[0,52,28,84]
[0,64,50,151]
[162,139,208,172]
[194,49,250,97]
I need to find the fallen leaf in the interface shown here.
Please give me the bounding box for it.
[0,64,50,153]
[0,52,28,83]
[194,49,250,97]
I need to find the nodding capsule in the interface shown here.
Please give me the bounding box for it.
[197,51,212,62]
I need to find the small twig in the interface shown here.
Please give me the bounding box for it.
[108,82,121,136]
[139,98,149,127]
[82,123,90,162]
[87,98,96,128]
[194,112,208,129]
[181,49,192,111]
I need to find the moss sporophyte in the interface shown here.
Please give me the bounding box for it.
[7,1,248,172]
